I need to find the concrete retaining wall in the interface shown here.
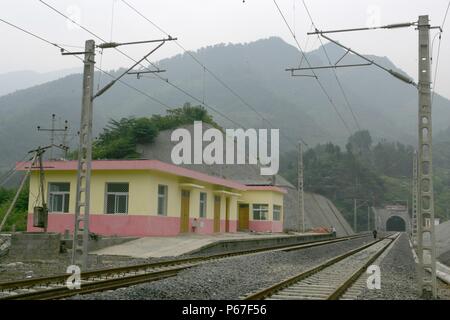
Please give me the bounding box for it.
[62,236,138,252]
[187,233,333,256]
[0,234,11,258]
[9,232,61,260]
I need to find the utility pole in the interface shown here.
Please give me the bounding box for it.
[37,148,48,233]
[412,151,418,246]
[50,114,55,159]
[71,39,95,269]
[298,142,305,233]
[37,114,68,160]
[301,14,439,299]
[61,121,69,159]
[62,37,176,269]
[0,153,38,232]
[416,15,437,299]
[353,198,370,233]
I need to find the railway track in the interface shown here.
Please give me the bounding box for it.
[243,233,399,300]
[0,233,369,300]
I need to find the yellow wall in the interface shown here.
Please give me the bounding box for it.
[29,171,77,213]
[239,190,284,222]
[28,170,243,221]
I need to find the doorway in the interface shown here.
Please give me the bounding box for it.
[225,198,230,232]
[214,195,221,233]
[180,190,190,233]
[238,204,249,231]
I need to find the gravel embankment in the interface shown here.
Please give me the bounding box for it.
[0,235,10,258]
[357,234,419,300]
[0,253,159,282]
[72,236,376,300]
[439,250,450,267]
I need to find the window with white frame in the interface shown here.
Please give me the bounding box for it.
[199,192,207,218]
[273,205,282,221]
[106,183,129,214]
[48,183,70,213]
[253,204,268,221]
[157,185,168,216]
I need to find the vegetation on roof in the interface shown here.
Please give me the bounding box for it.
[71,103,221,160]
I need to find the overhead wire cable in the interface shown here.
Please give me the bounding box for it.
[431,0,450,105]
[272,0,353,136]
[38,1,280,132]
[119,0,308,146]
[301,0,362,132]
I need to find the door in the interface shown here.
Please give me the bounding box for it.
[238,204,249,231]
[180,190,190,233]
[225,198,230,232]
[214,196,221,233]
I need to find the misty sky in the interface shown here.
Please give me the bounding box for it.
[1,0,449,99]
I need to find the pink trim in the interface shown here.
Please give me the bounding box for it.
[272,221,283,233]
[26,213,240,236]
[218,220,237,233]
[27,213,181,237]
[189,218,214,234]
[228,220,237,233]
[249,220,282,233]
[16,160,288,193]
[245,185,288,194]
[17,160,246,191]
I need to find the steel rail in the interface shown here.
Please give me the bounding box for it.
[244,233,399,300]
[1,266,185,300]
[0,234,366,291]
[0,233,369,300]
[327,233,398,299]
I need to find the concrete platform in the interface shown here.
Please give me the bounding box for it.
[91,232,331,258]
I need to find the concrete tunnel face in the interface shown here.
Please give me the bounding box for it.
[386,216,406,232]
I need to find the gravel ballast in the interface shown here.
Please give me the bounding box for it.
[357,233,419,300]
[72,236,378,300]
[0,253,158,282]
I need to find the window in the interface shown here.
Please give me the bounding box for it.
[273,205,282,221]
[199,192,207,218]
[106,183,129,214]
[48,183,70,213]
[157,185,168,216]
[253,204,268,221]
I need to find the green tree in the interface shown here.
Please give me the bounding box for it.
[346,130,372,158]
[0,184,29,231]
[89,103,220,160]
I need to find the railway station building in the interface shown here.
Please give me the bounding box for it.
[17,160,286,236]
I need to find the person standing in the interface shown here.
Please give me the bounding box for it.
[331,226,337,237]
[372,229,378,239]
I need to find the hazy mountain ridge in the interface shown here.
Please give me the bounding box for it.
[1,36,450,170]
[0,68,82,97]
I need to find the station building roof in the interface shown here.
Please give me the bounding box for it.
[16,159,287,194]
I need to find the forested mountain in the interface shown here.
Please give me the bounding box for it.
[279,130,450,227]
[1,36,450,173]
